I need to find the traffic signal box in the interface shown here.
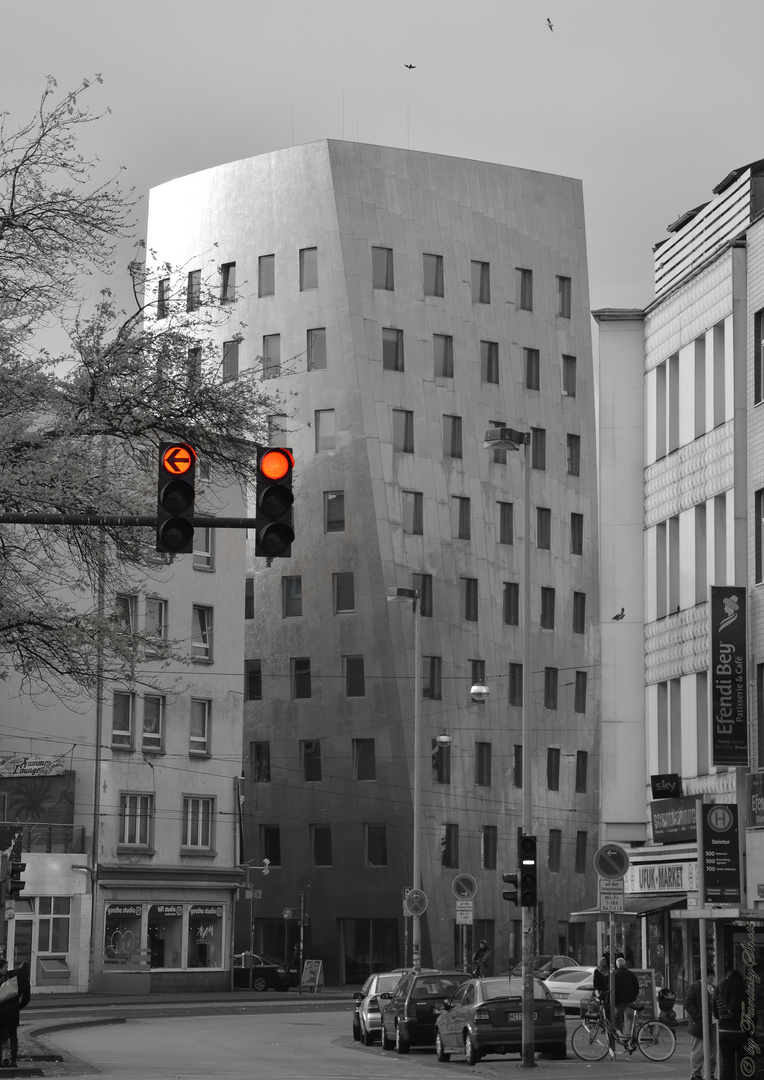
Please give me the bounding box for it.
[8,860,25,899]
[502,872,520,904]
[519,834,538,907]
[255,447,295,558]
[157,442,196,554]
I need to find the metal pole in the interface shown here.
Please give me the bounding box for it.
[248,867,254,991]
[412,594,422,973]
[521,436,535,1068]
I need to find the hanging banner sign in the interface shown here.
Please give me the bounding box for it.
[710,587,748,765]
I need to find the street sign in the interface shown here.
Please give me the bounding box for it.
[700,802,741,903]
[452,874,478,900]
[456,900,473,911]
[599,878,624,912]
[456,908,473,925]
[593,843,630,880]
[405,888,428,916]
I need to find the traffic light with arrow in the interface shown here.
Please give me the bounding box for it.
[156,442,196,554]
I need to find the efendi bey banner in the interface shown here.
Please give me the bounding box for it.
[710,587,748,766]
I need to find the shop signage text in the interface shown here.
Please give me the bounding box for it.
[746,773,764,829]
[710,587,748,766]
[651,796,697,844]
[650,774,683,799]
[624,860,698,893]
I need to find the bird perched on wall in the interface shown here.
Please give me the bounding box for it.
[612,608,625,621]
[546,17,554,31]
[404,63,416,69]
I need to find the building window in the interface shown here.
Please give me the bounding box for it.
[186,269,201,311]
[251,740,270,782]
[482,825,497,870]
[549,829,562,872]
[441,824,459,867]
[402,490,423,535]
[452,496,471,540]
[503,582,519,625]
[220,261,236,303]
[157,276,170,319]
[475,742,492,786]
[193,527,213,570]
[567,433,581,476]
[571,512,584,555]
[557,275,572,318]
[324,490,345,532]
[182,796,213,849]
[524,347,540,390]
[37,896,71,953]
[513,744,523,787]
[261,825,281,865]
[434,333,454,377]
[575,831,587,873]
[509,664,523,707]
[423,655,442,700]
[142,695,164,751]
[282,576,302,617]
[300,247,318,291]
[144,597,167,654]
[544,668,558,710]
[412,573,433,617]
[307,327,326,370]
[191,606,213,661]
[537,507,551,549]
[562,354,576,396]
[245,578,254,620]
[258,254,275,297]
[540,587,555,629]
[190,699,210,755]
[115,593,137,633]
[574,671,587,714]
[222,339,239,382]
[573,591,586,634]
[302,740,322,781]
[333,572,355,613]
[575,750,588,793]
[311,825,332,866]
[424,253,444,297]
[461,578,478,621]
[245,660,262,702]
[393,409,414,453]
[120,793,152,847]
[365,824,387,866]
[344,655,365,697]
[315,409,336,452]
[516,267,533,310]
[432,739,451,784]
[262,333,280,379]
[353,739,376,781]
[112,692,134,749]
[498,502,514,544]
[371,246,394,290]
[531,427,546,470]
[443,414,463,458]
[382,327,404,371]
[480,340,499,384]
[471,260,490,303]
[547,747,560,790]
[291,657,311,699]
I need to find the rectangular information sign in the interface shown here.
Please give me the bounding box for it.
[700,802,741,903]
[710,587,748,765]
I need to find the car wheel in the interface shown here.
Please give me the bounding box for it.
[464,1032,481,1066]
[252,976,267,992]
[395,1023,410,1055]
[353,1016,361,1042]
[361,1024,374,1047]
[435,1031,451,1062]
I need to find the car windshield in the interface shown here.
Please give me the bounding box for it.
[480,977,550,1001]
[259,955,283,967]
[415,975,466,997]
[375,974,402,995]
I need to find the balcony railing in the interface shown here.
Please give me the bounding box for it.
[3,823,87,854]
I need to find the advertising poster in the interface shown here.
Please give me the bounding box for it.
[710,587,747,766]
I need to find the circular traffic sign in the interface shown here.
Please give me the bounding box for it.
[593,843,630,880]
[452,874,478,900]
[405,888,428,916]
[162,443,195,475]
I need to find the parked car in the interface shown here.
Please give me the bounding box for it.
[380,970,469,1054]
[508,955,579,977]
[232,952,290,991]
[542,965,598,1014]
[434,975,567,1065]
[353,971,407,1043]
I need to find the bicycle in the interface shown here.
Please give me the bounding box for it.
[571,999,676,1062]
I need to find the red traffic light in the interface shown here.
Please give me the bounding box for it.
[259,448,294,481]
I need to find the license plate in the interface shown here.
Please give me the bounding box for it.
[506,1011,538,1022]
[556,993,569,999]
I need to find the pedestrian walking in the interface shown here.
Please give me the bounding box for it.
[471,940,492,977]
[685,966,717,1080]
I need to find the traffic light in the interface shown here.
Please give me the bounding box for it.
[502,872,519,904]
[254,446,295,558]
[519,834,538,907]
[8,861,25,899]
[157,442,196,554]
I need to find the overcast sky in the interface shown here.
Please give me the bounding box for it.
[6,0,764,316]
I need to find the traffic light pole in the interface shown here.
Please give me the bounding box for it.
[0,514,260,527]
[520,435,535,1069]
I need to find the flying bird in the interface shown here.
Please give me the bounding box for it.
[546,17,554,31]
[612,608,625,621]
[404,63,417,69]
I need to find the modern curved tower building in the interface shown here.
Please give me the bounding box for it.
[147,140,601,984]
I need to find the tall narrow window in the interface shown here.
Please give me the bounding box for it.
[245,659,262,701]
[475,742,492,786]
[120,793,153,847]
[251,740,270,781]
[412,573,433,617]
[570,512,584,555]
[307,327,327,370]
[258,254,275,297]
[371,246,394,290]
[312,824,332,866]
[756,489,764,584]
[480,340,499,384]
[182,798,213,849]
[244,578,254,620]
[499,502,514,544]
[262,334,281,379]
[574,671,587,713]
[524,347,540,390]
[191,605,212,660]
[547,746,560,789]
[548,829,562,872]
[402,491,423,535]
[434,334,454,377]
[300,247,318,290]
[115,593,137,633]
[315,409,336,452]
[461,578,478,621]
[562,354,577,396]
[531,427,546,470]
[186,269,201,311]
[333,572,355,613]
[422,655,442,700]
[443,415,463,458]
[482,825,497,869]
[557,275,572,317]
[503,582,519,625]
[537,507,552,549]
[442,824,459,867]
[365,824,387,866]
[261,825,281,865]
[544,668,559,710]
[756,311,764,405]
[575,831,588,873]
[142,695,164,751]
[291,657,311,699]
[575,750,588,793]
[573,592,586,634]
[513,744,523,787]
[344,655,365,697]
[567,433,581,476]
[190,699,210,756]
[145,597,167,654]
[112,692,134,749]
[508,664,523,707]
[471,261,490,303]
[516,267,533,311]
[353,739,376,781]
[193,527,213,570]
[324,490,345,531]
[393,409,414,453]
[452,496,471,540]
[221,262,236,302]
[301,739,321,781]
[423,253,444,297]
[222,340,239,382]
[540,587,555,629]
[187,346,202,386]
[432,739,451,784]
[382,328,404,371]
[282,576,302,617]
[157,276,170,319]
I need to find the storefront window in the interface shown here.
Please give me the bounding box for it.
[148,905,183,969]
[187,905,224,968]
[104,904,142,963]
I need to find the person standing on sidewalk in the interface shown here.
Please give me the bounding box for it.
[613,956,640,1039]
[0,961,31,1068]
[685,966,717,1080]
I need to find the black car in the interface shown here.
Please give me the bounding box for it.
[380,971,469,1054]
[232,952,290,991]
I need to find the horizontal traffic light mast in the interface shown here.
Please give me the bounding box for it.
[0,513,259,527]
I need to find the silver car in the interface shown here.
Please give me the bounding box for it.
[353,971,407,1044]
[543,965,597,1014]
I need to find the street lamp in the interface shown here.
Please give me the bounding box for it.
[387,586,423,972]
[484,426,534,1068]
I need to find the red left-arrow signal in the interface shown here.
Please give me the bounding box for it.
[162,444,195,475]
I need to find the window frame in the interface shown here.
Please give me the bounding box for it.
[191,605,213,661]
[567,433,581,476]
[371,246,394,290]
[186,269,201,312]
[157,276,170,319]
[315,409,336,452]
[422,655,442,700]
[516,267,533,311]
[282,575,303,618]
[245,658,262,701]
[498,501,514,544]
[382,327,404,372]
[324,490,345,531]
[433,333,454,377]
[570,512,584,555]
[262,333,281,379]
[392,409,414,453]
[220,262,236,303]
[307,327,327,370]
[112,692,134,749]
[190,698,211,756]
[258,254,275,297]
[181,795,214,850]
[480,340,499,384]
[353,739,376,781]
[311,824,333,867]
[300,247,318,291]
[301,739,322,782]
[503,581,519,625]
[343,654,365,697]
[557,275,572,318]
[470,260,490,303]
[562,353,577,396]
[222,339,239,382]
[573,591,586,634]
[193,527,214,570]
[402,490,424,535]
[333,572,355,614]
[443,414,463,459]
[475,742,492,787]
[365,823,388,866]
[142,694,164,753]
[524,347,540,391]
[423,253,444,297]
[251,740,271,782]
[461,577,478,621]
[119,792,153,848]
[540,586,555,629]
[291,657,312,699]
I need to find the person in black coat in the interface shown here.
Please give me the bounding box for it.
[613,957,640,1038]
[685,967,716,1080]
[0,961,31,1068]
[714,969,747,1080]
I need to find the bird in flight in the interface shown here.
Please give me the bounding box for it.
[612,608,625,621]
[404,63,416,69]
[546,17,554,31]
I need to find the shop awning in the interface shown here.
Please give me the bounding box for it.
[570,894,687,922]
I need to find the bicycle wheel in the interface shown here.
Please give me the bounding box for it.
[637,1020,676,1061]
[571,1022,610,1061]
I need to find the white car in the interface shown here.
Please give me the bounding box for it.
[543,966,597,1014]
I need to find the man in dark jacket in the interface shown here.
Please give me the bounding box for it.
[613,957,641,1039]
[685,967,716,1080]
[0,961,31,1068]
